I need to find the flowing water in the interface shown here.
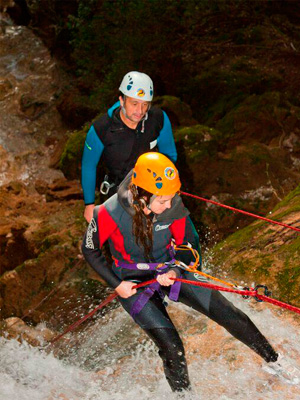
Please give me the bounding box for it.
[1,294,300,400]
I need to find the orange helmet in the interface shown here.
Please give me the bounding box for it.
[132,152,181,195]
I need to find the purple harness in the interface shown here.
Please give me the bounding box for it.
[116,259,182,318]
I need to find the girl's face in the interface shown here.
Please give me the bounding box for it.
[149,194,175,214]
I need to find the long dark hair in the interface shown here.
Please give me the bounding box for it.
[129,182,154,261]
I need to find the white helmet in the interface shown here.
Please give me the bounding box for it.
[119,71,153,101]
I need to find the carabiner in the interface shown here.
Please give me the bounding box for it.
[254,285,272,302]
[100,175,115,195]
[242,286,250,299]
[100,180,111,195]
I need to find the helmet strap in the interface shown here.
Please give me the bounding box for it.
[121,105,128,118]
[138,195,156,212]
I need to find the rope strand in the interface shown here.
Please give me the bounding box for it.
[180,191,300,233]
[47,277,300,347]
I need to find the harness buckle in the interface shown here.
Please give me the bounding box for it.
[254,285,272,302]
[174,260,189,270]
[242,286,250,299]
[100,175,115,195]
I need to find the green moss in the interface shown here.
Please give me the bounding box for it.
[253,256,272,279]
[175,124,223,161]
[272,183,300,212]
[232,260,247,275]
[210,180,300,303]
[248,146,272,165]
[40,235,61,253]
[272,206,300,225]
[154,96,195,126]
[216,92,284,137]
[216,223,259,251]
[59,110,106,180]
[14,262,27,274]
[278,236,300,257]
[276,262,300,303]
[59,128,87,180]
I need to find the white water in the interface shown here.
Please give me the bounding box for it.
[1,294,300,400]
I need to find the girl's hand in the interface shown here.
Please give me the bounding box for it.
[156,270,177,286]
[115,281,137,298]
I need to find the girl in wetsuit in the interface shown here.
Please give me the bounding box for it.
[82,152,278,393]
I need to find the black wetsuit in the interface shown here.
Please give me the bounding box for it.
[82,173,278,392]
[81,102,177,205]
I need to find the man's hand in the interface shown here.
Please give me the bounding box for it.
[84,204,95,223]
[156,270,177,286]
[115,281,137,298]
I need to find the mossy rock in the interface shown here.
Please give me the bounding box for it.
[175,124,223,162]
[210,183,300,305]
[216,91,291,144]
[181,64,281,124]
[176,125,299,241]
[59,120,94,180]
[153,96,198,127]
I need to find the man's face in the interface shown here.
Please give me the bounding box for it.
[120,96,150,124]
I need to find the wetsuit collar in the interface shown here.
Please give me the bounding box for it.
[108,101,148,133]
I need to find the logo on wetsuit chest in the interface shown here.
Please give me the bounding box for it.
[193,273,208,282]
[155,223,171,232]
[85,218,97,249]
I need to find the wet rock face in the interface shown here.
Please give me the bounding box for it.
[0,225,34,275]
[175,97,300,240]
[1,317,56,346]
[0,178,83,275]
[0,19,68,186]
[0,17,87,322]
[4,0,30,26]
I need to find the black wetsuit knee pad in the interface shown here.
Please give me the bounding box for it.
[145,327,185,358]
[144,328,191,392]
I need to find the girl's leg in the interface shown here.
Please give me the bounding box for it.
[145,327,191,392]
[119,291,191,391]
[178,276,278,362]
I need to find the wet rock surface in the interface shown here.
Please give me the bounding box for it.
[0,16,96,328]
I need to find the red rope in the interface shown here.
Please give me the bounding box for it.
[49,279,157,345]
[180,191,300,233]
[255,294,300,315]
[173,277,300,315]
[48,277,300,346]
[49,292,118,345]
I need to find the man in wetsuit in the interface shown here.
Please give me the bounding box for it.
[81,71,177,222]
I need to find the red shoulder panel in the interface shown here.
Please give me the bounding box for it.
[169,217,186,245]
[97,205,133,262]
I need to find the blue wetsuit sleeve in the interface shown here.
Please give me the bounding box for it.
[81,126,104,205]
[157,111,177,162]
